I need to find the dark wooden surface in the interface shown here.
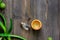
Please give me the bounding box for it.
[1,0,59,40]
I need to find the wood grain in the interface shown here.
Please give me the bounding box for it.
[58,0,60,40]
[48,0,59,40]
[1,0,59,40]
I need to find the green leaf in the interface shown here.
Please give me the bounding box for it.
[0,34,26,40]
[0,0,2,3]
[0,21,6,33]
[48,37,52,40]
[8,19,13,33]
[0,13,6,27]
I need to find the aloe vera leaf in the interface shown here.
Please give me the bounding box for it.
[8,18,12,33]
[0,21,6,33]
[0,34,26,40]
[0,13,6,27]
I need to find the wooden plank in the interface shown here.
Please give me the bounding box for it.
[27,0,47,40]
[47,0,59,40]
[13,0,30,40]
[12,0,22,19]
[12,0,24,40]
[58,0,60,40]
[30,0,37,40]
[4,0,13,33]
[36,0,47,40]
